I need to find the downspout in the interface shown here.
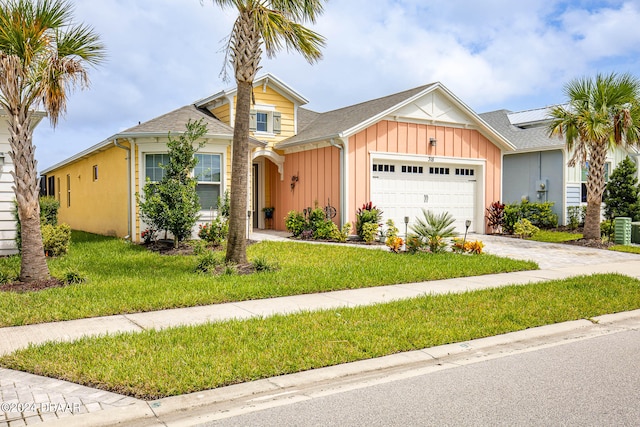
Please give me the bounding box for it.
[329,138,346,227]
[113,139,131,240]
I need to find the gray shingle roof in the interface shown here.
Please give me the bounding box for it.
[479,109,564,151]
[120,104,234,136]
[280,84,435,146]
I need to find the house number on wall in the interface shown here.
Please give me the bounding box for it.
[427,157,435,162]
[424,195,429,203]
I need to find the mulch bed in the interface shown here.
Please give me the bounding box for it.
[0,278,66,293]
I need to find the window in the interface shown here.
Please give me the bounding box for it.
[47,176,55,197]
[429,167,450,175]
[581,163,610,203]
[455,168,474,176]
[66,174,71,207]
[93,165,98,181]
[250,109,281,134]
[145,154,170,182]
[373,164,395,172]
[194,154,222,210]
[401,165,424,174]
[256,112,268,132]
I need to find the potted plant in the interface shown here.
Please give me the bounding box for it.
[263,206,275,219]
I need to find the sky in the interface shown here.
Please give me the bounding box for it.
[33,0,640,171]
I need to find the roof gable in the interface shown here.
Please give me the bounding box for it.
[279,82,515,152]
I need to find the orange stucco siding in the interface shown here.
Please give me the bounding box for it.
[347,120,503,233]
[271,146,341,230]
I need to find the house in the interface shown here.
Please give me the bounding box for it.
[480,107,640,225]
[40,74,515,242]
[0,111,45,255]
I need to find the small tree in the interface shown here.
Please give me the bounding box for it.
[604,156,640,221]
[138,120,207,247]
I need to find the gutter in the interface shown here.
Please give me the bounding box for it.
[113,139,132,240]
[329,138,347,227]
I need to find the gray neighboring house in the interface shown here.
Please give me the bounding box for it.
[480,107,639,225]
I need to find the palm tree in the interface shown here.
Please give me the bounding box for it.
[208,0,326,264]
[548,73,640,240]
[0,0,105,282]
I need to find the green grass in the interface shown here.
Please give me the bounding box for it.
[2,273,637,399]
[609,245,640,254]
[0,232,537,327]
[529,230,583,243]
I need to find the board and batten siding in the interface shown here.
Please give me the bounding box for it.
[273,146,341,231]
[347,120,502,233]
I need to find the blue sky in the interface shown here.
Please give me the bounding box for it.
[34,0,640,171]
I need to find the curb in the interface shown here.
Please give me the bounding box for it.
[47,309,640,426]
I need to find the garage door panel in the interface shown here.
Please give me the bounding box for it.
[371,161,478,235]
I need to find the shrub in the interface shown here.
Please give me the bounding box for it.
[604,156,640,221]
[39,196,60,226]
[504,200,558,232]
[141,228,157,244]
[514,218,539,238]
[41,223,71,256]
[451,238,484,254]
[330,222,351,243]
[252,256,279,273]
[601,219,614,240]
[355,202,382,240]
[384,220,403,253]
[405,234,428,254]
[567,206,586,230]
[485,201,505,234]
[411,210,458,253]
[61,270,86,285]
[198,215,229,245]
[285,211,307,237]
[361,222,379,244]
[194,250,220,274]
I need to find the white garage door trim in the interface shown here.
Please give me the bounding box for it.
[369,152,485,236]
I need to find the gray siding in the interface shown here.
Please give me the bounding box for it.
[503,150,564,221]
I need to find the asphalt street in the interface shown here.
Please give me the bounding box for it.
[203,329,640,427]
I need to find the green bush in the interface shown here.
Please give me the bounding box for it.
[194,250,220,274]
[197,216,228,245]
[514,218,539,238]
[13,196,62,251]
[410,210,458,253]
[41,223,71,256]
[361,222,379,243]
[504,200,558,232]
[251,256,279,273]
[604,156,640,221]
[61,270,86,285]
[567,206,586,230]
[601,220,614,239]
[355,202,382,240]
[330,222,351,243]
[285,211,307,237]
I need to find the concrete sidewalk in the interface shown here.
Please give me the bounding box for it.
[1,235,639,426]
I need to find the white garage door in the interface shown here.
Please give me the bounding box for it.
[370,161,478,235]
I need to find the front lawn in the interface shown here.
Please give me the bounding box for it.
[2,273,637,399]
[609,245,640,254]
[0,232,537,327]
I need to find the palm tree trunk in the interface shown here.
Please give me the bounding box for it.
[225,80,251,265]
[583,143,607,240]
[9,113,50,282]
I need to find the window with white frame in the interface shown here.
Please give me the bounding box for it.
[144,153,222,211]
[145,153,170,182]
[250,109,281,134]
[194,153,222,210]
[581,162,610,203]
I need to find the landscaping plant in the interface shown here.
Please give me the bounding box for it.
[485,201,505,234]
[604,156,640,221]
[410,210,458,253]
[138,120,207,247]
[514,218,539,239]
[384,219,403,253]
[355,202,382,240]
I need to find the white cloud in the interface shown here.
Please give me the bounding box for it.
[33,0,640,170]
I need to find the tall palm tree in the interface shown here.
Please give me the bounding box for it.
[208,0,326,264]
[548,73,640,240]
[0,0,105,282]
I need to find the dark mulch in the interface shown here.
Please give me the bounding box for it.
[145,240,196,256]
[0,278,66,293]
